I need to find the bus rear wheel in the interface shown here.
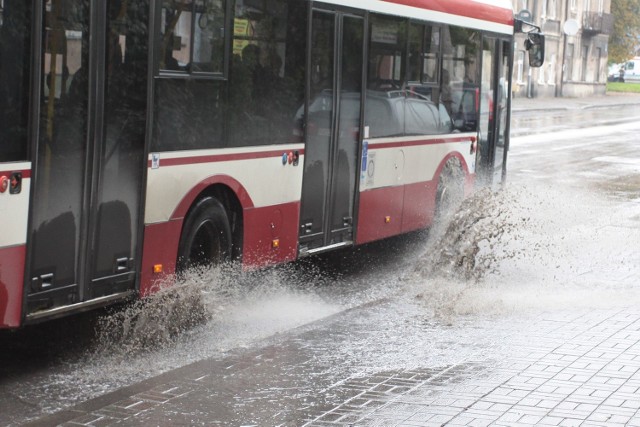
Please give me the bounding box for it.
[435,158,464,221]
[177,197,232,275]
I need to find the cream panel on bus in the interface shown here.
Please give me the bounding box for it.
[145,145,305,224]
[361,135,476,191]
[0,162,31,247]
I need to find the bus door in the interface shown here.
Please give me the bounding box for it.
[298,9,364,255]
[26,0,149,319]
[478,37,512,187]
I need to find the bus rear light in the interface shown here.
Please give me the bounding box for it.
[385,216,391,224]
[0,176,7,193]
[153,264,163,274]
[272,239,280,249]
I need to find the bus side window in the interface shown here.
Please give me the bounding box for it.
[159,0,227,75]
[0,0,32,162]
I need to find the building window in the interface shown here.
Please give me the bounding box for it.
[516,50,525,83]
[538,58,546,84]
[565,43,574,81]
[595,48,602,82]
[582,45,589,81]
[548,53,556,84]
[570,0,577,11]
[547,0,557,19]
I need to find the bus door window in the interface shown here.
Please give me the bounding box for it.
[0,0,32,163]
[300,11,334,238]
[404,23,451,135]
[493,39,511,184]
[29,0,91,302]
[366,15,406,138]
[477,36,497,183]
[90,0,149,285]
[442,26,481,134]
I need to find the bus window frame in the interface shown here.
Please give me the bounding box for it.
[154,0,232,80]
[407,20,442,89]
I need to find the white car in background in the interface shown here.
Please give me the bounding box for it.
[621,58,640,83]
[607,63,623,82]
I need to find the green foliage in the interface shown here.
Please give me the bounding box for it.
[607,82,640,92]
[609,0,640,63]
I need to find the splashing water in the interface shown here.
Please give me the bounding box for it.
[415,188,527,282]
[94,270,211,354]
[412,182,640,319]
[92,261,347,359]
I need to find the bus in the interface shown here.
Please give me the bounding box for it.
[0,0,543,329]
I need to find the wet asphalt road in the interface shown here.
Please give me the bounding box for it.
[2,104,640,426]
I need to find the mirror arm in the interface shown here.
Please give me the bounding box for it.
[514,18,542,34]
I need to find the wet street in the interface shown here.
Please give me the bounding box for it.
[2,100,640,426]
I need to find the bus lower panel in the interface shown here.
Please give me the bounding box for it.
[0,244,25,328]
[400,181,438,234]
[242,201,300,269]
[139,201,301,296]
[356,181,437,245]
[139,219,183,297]
[357,186,405,245]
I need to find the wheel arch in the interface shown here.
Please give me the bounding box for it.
[172,175,250,262]
[433,151,472,195]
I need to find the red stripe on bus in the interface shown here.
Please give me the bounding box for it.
[0,169,31,178]
[0,244,25,329]
[382,0,514,26]
[148,149,305,168]
[368,136,473,150]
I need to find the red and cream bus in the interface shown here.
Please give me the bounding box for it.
[0,0,543,328]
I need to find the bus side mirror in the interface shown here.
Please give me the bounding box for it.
[525,32,545,68]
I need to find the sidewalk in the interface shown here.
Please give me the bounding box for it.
[511,92,640,113]
[27,298,640,427]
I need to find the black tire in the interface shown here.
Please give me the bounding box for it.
[177,197,232,274]
[435,158,464,221]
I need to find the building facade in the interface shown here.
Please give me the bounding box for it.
[512,0,613,98]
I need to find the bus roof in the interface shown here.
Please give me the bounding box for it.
[316,0,515,35]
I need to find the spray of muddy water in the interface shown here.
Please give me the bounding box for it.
[93,263,342,358]
[412,182,640,320]
[94,269,213,353]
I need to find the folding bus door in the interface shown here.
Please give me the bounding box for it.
[492,39,512,185]
[26,0,148,319]
[478,36,512,187]
[299,9,364,255]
